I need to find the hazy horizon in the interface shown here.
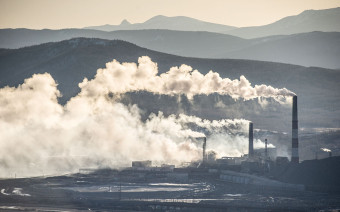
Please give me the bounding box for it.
[0,0,340,29]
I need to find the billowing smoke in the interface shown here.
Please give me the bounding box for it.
[78,56,295,100]
[0,73,208,177]
[0,57,282,177]
[153,113,249,135]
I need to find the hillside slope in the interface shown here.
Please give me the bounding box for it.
[1,29,339,69]
[223,31,340,69]
[0,38,339,130]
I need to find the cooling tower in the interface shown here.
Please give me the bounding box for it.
[249,122,254,158]
[291,96,299,163]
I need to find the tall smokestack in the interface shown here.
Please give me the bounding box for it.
[203,137,207,163]
[249,122,254,158]
[265,138,268,158]
[291,96,299,163]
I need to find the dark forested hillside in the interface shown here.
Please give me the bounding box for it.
[0,38,339,131]
[1,29,340,69]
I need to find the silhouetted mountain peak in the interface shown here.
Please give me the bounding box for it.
[145,15,205,24]
[120,19,131,25]
[300,7,340,15]
[145,15,168,23]
[83,14,235,32]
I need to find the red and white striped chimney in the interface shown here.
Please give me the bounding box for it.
[291,96,299,163]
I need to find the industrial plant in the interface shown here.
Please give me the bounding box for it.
[118,96,303,190]
[2,1,340,210]
[1,95,339,211]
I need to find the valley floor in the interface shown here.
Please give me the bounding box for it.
[1,173,340,212]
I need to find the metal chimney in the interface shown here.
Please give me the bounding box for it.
[265,138,268,158]
[203,137,207,163]
[291,96,299,163]
[249,122,254,158]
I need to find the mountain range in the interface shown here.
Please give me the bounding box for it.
[1,28,339,69]
[0,38,339,130]
[225,7,340,38]
[1,7,339,69]
[84,15,236,33]
[84,7,340,38]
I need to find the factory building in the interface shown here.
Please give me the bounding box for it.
[253,147,277,160]
[132,160,152,168]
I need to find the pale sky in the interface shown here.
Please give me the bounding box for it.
[0,0,339,29]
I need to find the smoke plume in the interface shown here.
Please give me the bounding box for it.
[0,57,284,177]
[78,56,295,100]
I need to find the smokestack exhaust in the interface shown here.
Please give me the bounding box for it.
[249,122,254,158]
[291,95,299,163]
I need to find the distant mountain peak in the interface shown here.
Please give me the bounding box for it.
[120,19,131,25]
[83,14,235,32]
[151,15,167,19]
[297,7,340,17]
[145,15,168,23]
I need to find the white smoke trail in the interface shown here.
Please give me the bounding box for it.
[0,57,284,177]
[174,114,249,134]
[321,148,331,152]
[78,56,295,100]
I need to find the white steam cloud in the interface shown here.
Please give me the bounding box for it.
[0,74,205,177]
[0,57,282,177]
[79,56,295,100]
